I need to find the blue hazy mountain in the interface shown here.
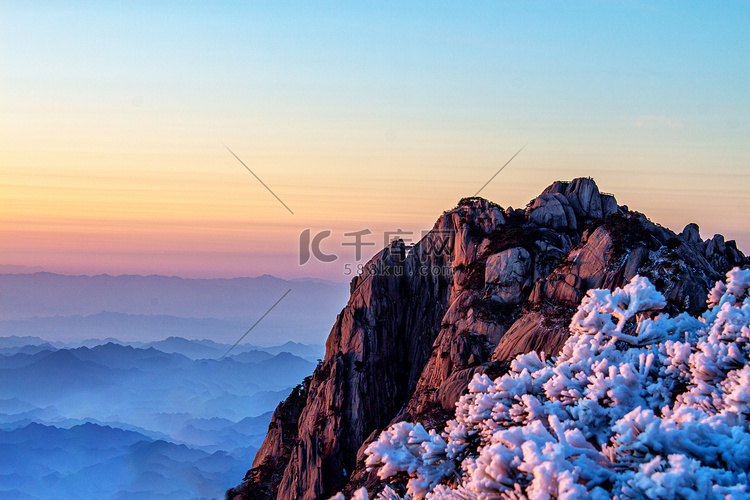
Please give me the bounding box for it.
[0,335,325,361]
[0,312,242,346]
[0,344,314,413]
[0,272,342,497]
[0,422,255,500]
[0,338,318,499]
[0,272,349,344]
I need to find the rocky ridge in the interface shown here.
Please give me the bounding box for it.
[227,178,747,500]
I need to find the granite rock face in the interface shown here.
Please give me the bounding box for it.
[485,247,532,304]
[527,193,577,230]
[227,179,748,500]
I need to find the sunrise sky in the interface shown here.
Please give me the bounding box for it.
[2,1,748,281]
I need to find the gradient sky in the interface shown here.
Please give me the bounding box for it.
[2,1,748,281]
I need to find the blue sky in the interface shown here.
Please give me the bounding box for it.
[1,1,748,278]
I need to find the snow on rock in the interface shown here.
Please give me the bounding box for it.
[349,268,750,500]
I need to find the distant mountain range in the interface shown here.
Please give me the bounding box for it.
[0,341,316,409]
[0,336,321,499]
[0,421,255,500]
[0,272,349,344]
[0,335,323,361]
[0,272,346,497]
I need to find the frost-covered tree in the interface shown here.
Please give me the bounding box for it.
[332,268,750,500]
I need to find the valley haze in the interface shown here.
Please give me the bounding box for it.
[0,272,349,345]
[0,272,348,498]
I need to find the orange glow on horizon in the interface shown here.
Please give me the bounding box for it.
[3,145,748,279]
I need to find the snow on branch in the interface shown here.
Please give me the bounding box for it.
[335,269,750,500]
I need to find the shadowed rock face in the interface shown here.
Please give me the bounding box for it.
[227,179,748,500]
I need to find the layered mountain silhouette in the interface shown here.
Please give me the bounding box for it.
[0,273,349,344]
[0,422,254,500]
[0,338,324,499]
[227,178,748,500]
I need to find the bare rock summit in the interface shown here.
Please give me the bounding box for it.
[227,178,747,500]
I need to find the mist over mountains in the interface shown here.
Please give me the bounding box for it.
[0,336,319,499]
[0,273,349,344]
[0,272,347,499]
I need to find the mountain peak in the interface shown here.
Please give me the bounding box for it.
[228,179,748,500]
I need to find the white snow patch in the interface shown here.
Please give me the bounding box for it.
[333,271,750,499]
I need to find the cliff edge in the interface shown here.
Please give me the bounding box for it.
[227,178,747,500]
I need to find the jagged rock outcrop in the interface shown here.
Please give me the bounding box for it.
[527,193,577,230]
[228,178,748,500]
[484,247,532,304]
[235,381,310,499]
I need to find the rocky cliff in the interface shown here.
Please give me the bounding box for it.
[227,178,747,500]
